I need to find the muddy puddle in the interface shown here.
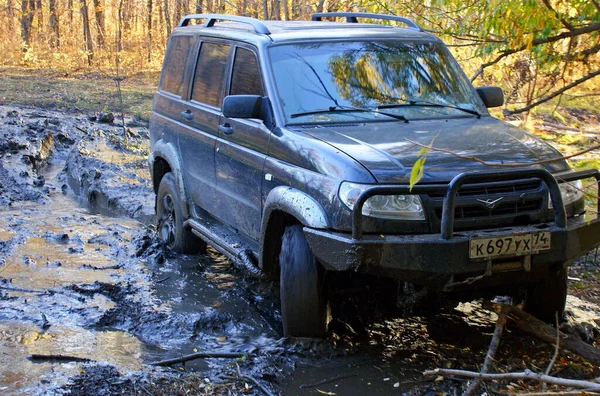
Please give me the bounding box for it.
[1,105,600,395]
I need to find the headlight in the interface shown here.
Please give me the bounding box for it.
[339,182,425,220]
[549,180,584,209]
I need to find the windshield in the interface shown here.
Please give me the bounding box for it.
[268,40,487,124]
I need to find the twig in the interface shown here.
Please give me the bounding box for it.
[464,305,508,395]
[155,276,170,283]
[148,351,246,367]
[299,373,357,389]
[28,354,94,363]
[543,313,561,391]
[220,375,275,396]
[75,126,87,134]
[423,368,600,391]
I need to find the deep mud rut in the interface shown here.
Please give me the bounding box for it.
[1,105,599,395]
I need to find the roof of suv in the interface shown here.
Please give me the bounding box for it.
[171,13,438,44]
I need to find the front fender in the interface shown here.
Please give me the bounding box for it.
[259,186,330,273]
[150,139,190,219]
[262,186,330,230]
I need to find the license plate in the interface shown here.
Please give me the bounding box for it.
[469,232,551,260]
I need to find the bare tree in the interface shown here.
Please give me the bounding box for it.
[163,0,171,37]
[20,0,35,49]
[49,0,60,48]
[93,0,106,49]
[80,0,94,64]
[147,0,153,62]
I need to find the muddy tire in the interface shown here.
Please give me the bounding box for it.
[525,265,568,324]
[279,224,327,337]
[156,172,206,254]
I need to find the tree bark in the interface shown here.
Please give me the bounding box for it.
[281,0,289,20]
[80,0,94,64]
[93,0,105,50]
[117,0,124,52]
[195,0,203,13]
[20,0,35,49]
[271,0,280,20]
[49,0,60,48]
[163,0,171,37]
[174,0,182,27]
[147,0,153,62]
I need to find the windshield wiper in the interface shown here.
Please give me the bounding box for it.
[378,100,481,118]
[290,106,409,123]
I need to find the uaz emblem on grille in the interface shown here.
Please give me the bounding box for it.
[476,197,504,209]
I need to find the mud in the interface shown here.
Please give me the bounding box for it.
[1,105,599,395]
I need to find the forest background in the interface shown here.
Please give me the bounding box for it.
[0,0,599,159]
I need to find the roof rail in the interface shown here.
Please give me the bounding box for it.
[311,12,421,31]
[177,14,271,35]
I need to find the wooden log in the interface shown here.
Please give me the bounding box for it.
[482,301,600,366]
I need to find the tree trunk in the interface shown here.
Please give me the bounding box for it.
[117,0,124,52]
[68,0,74,25]
[174,0,182,27]
[20,0,35,49]
[316,0,325,13]
[80,0,94,64]
[93,0,105,50]
[49,0,60,48]
[35,0,43,28]
[147,0,153,62]
[163,0,171,36]
[271,0,280,20]
[281,0,289,20]
[195,0,203,13]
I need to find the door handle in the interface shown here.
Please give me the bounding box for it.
[181,110,194,120]
[218,124,234,135]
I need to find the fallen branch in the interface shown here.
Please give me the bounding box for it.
[28,354,94,363]
[148,351,246,367]
[464,304,509,396]
[482,301,600,366]
[423,368,600,391]
[299,373,357,389]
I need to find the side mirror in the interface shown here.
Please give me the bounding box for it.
[222,95,263,119]
[476,86,504,108]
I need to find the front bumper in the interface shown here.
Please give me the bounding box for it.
[304,168,600,289]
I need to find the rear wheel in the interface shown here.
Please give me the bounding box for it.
[279,224,328,337]
[525,265,568,324]
[156,172,206,254]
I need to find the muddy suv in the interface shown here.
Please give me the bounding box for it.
[149,12,600,337]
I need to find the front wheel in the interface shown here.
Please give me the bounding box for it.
[279,224,328,337]
[525,264,568,324]
[156,172,206,254]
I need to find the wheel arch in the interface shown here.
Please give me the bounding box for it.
[149,140,190,219]
[259,187,329,277]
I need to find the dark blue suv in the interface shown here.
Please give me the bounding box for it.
[149,13,600,337]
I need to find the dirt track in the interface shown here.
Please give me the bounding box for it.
[1,105,599,395]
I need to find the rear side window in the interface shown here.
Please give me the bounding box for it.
[192,42,230,107]
[160,36,193,96]
[231,48,263,96]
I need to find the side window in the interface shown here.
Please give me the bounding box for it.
[192,42,230,107]
[160,35,193,96]
[231,48,263,96]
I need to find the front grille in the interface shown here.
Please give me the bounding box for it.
[428,179,546,230]
[434,199,543,219]
[428,179,542,198]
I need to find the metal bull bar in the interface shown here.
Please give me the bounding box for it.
[352,168,600,240]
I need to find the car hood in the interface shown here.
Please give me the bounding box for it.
[299,117,569,183]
